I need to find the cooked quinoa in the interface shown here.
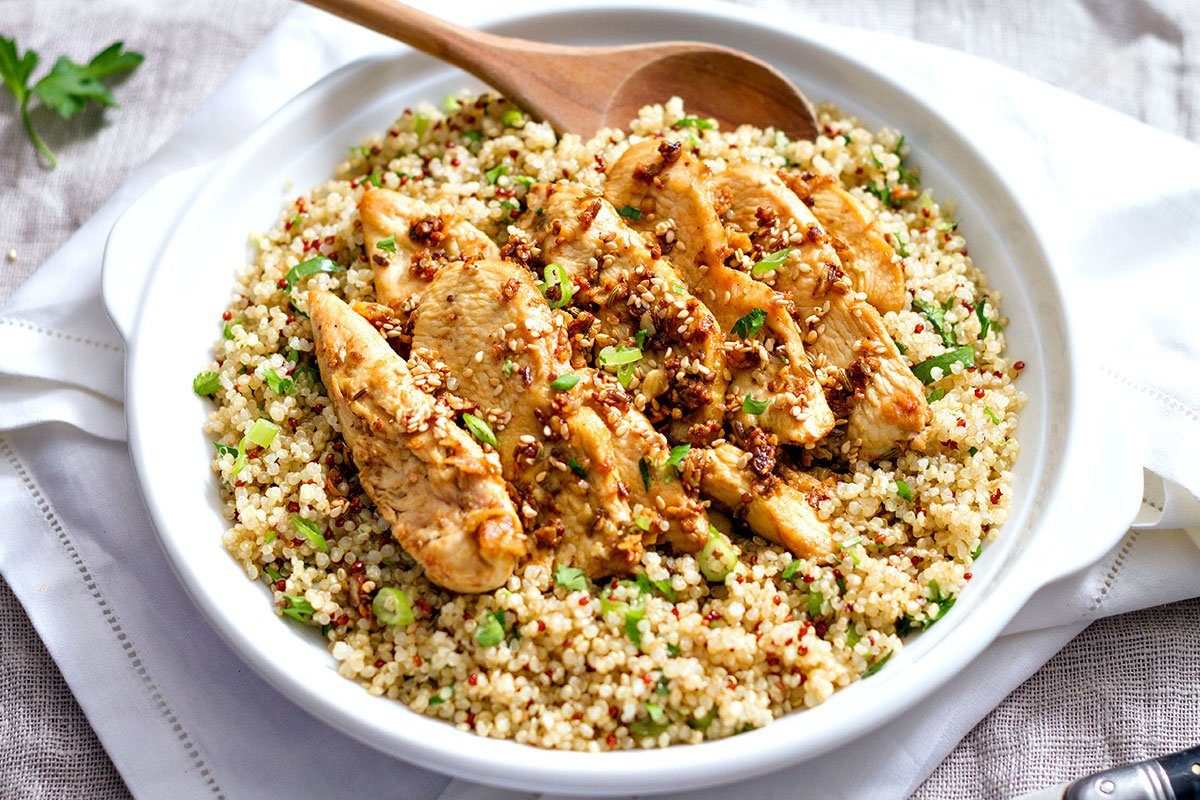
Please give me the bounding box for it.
[199,93,1024,750]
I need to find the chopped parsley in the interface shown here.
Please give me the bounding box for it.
[663,444,691,470]
[667,644,681,657]
[461,413,497,447]
[514,175,535,187]
[483,163,507,185]
[366,171,382,188]
[911,346,975,385]
[474,611,507,647]
[284,256,343,295]
[375,235,398,253]
[261,367,296,396]
[280,594,314,623]
[617,204,642,220]
[290,515,327,553]
[550,373,580,391]
[968,446,979,457]
[895,480,914,501]
[687,707,718,730]
[780,561,802,581]
[629,702,669,737]
[634,572,676,603]
[502,358,516,376]
[638,457,651,490]
[926,388,946,404]
[731,308,767,339]
[213,441,238,458]
[925,580,956,624]
[567,456,588,479]
[635,328,649,349]
[742,395,770,415]
[807,590,824,618]
[894,235,910,258]
[193,371,220,396]
[751,247,792,276]
[976,298,991,339]
[864,651,892,677]
[913,298,957,348]
[553,564,587,592]
[460,129,482,143]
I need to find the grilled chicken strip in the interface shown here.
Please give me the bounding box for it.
[779,172,905,313]
[409,257,709,576]
[684,443,833,558]
[308,289,523,593]
[360,187,500,313]
[517,184,727,442]
[605,140,834,446]
[707,160,929,459]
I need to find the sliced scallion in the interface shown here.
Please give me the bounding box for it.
[550,374,580,391]
[699,526,738,582]
[984,407,1002,424]
[597,344,643,367]
[537,262,573,309]
[474,612,505,647]
[673,116,714,130]
[501,108,524,126]
[281,594,314,623]
[461,413,497,448]
[895,480,913,501]
[246,419,280,448]
[373,587,414,626]
[638,457,651,490]
[291,514,327,553]
[663,444,691,470]
[567,456,588,480]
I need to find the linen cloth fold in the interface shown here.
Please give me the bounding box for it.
[1,3,1198,799]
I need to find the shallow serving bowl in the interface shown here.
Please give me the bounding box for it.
[101,1,1150,794]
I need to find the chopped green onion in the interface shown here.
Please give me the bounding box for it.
[246,419,280,448]
[635,328,649,350]
[443,93,460,113]
[936,219,958,232]
[968,446,979,456]
[634,702,668,738]
[616,363,635,388]
[264,532,276,544]
[699,526,738,582]
[846,625,862,648]
[502,358,516,376]
[926,580,956,623]
[261,367,296,396]
[731,308,767,339]
[474,612,506,647]
[638,457,651,490]
[291,214,303,229]
[193,371,220,396]
[291,514,327,553]
[373,587,414,626]
[460,129,482,143]
[751,247,792,276]
[911,346,975,385]
[673,116,714,130]
[688,706,718,730]
[263,564,282,582]
[376,235,397,253]
[213,441,238,458]
[617,204,642,220]
[984,407,1002,424]
[501,108,524,126]
[976,299,991,340]
[742,395,770,415]
[366,171,382,188]
[894,235,910,258]
[635,572,676,603]
[484,163,507,185]
[667,643,681,657]
[780,561,802,581]
[284,256,343,294]
[498,199,519,210]
[428,688,451,705]
[926,388,946,403]
[514,175,535,187]
[864,651,892,677]
[461,413,497,448]
[663,444,691,470]
[567,456,588,480]
[633,514,651,531]
[281,594,314,623]
[895,480,913,501]
[807,590,825,618]
[913,299,957,348]
[550,374,580,391]
[597,344,643,367]
[971,543,983,559]
[537,262,573,309]
[553,564,587,591]
[655,673,670,695]
[413,114,430,137]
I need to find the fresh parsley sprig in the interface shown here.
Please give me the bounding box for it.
[0,38,144,168]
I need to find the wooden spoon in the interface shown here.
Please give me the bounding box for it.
[299,0,819,141]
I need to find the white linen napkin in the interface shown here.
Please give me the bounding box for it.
[1,4,1198,800]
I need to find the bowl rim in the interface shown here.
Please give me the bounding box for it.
[112,1,1144,794]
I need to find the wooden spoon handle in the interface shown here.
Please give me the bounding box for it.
[298,0,551,74]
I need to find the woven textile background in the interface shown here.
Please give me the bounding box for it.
[1,1,1197,798]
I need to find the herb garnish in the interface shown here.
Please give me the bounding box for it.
[281,594,314,623]
[895,480,914,501]
[567,456,588,479]
[291,515,328,553]
[913,298,957,348]
[742,395,770,415]
[284,256,344,295]
[751,247,792,276]
[550,374,580,391]
[673,116,714,130]
[261,367,296,396]
[474,611,507,647]
[484,163,508,185]
[976,298,991,339]
[638,457,651,490]
[1,38,144,167]
[376,235,398,253]
[193,371,220,397]
[461,413,497,448]
[911,346,975,385]
[537,263,573,309]
[373,587,414,626]
[731,308,767,339]
[553,564,587,591]
[617,204,642,220]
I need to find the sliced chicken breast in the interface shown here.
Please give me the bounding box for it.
[409,257,709,576]
[517,183,727,442]
[308,289,523,593]
[706,160,929,459]
[604,140,835,447]
[780,171,905,313]
[359,187,499,313]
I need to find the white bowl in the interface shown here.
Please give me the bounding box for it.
[102,2,1148,795]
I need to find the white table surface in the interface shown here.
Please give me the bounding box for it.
[1,1,1197,797]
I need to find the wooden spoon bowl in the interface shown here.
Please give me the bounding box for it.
[300,0,819,141]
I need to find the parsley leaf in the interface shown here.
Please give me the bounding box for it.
[742,395,770,415]
[976,298,991,340]
[1,38,143,167]
[553,564,587,591]
[913,299,957,348]
[731,308,767,339]
[911,346,975,385]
